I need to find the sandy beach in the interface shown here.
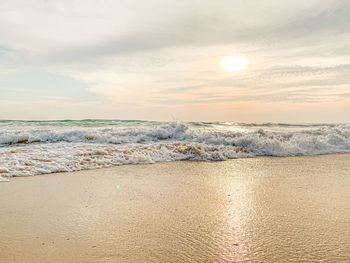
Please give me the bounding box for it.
[0,154,349,262]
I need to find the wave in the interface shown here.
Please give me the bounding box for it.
[0,121,349,179]
[0,122,189,145]
[1,122,349,147]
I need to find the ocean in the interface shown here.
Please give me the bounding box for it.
[0,120,349,181]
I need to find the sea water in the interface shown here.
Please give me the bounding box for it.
[0,120,349,181]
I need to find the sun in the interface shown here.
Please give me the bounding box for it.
[221,56,248,71]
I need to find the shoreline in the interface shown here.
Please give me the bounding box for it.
[1,154,349,262]
[2,152,350,181]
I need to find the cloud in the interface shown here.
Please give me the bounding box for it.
[36,0,349,66]
[146,63,350,105]
[0,70,95,102]
[0,0,350,121]
[0,45,10,57]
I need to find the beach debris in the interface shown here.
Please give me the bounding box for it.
[176,145,202,156]
[32,158,52,162]
[0,150,23,156]
[116,185,120,189]
[94,150,107,155]
[85,135,96,140]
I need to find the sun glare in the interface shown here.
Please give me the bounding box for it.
[221,56,248,71]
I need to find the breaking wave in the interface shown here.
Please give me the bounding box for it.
[0,120,349,180]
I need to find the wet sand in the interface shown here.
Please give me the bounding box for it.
[0,154,349,262]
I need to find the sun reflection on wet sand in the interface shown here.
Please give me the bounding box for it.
[0,155,349,262]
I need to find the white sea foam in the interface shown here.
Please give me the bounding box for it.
[0,176,9,182]
[0,120,349,179]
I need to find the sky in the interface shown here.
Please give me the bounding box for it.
[0,0,350,122]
